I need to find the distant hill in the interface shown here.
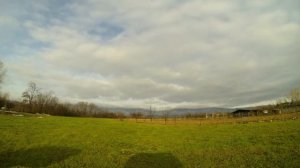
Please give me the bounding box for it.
[105,107,235,116]
[103,107,148,115]
[167,107,235,116]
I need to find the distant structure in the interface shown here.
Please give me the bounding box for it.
[232,109,254,117]
[232,108,281,117]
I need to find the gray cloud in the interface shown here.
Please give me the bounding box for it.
[1,0,300,108]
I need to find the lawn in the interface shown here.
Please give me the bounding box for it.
[0,114,299,168]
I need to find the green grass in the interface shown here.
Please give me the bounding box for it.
[0,114,299,168]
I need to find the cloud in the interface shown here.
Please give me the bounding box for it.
[1,0,300,108]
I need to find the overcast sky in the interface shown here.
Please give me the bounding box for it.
[0,0,299,108]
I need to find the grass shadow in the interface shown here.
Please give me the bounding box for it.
[124,152,183,168]
[0,146,81,168]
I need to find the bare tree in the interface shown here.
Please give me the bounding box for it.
[116,112,126,121]
[36,91,56,113]
[0,60,5,85]
[276,97,289,111]
[162,110,169,125]
[290,88,300,103]
[130,112,143,123]
[22,81,40,112]
[161,106,171,125]
[0,60,6,94]
[75,101,89,115]
[0,60,7,109]
[148,105,155,122]
[87,103,97,113]
[46,95,59,114]
[0,93,9,109]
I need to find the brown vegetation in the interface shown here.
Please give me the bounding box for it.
[125,112,300,126]
[2,81,125,118]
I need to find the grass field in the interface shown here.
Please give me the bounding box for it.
[0,114,299,168]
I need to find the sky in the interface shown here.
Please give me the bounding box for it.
[0,0,299,108]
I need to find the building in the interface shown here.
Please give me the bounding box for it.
[232,108,281,117]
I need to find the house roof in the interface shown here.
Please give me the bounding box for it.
[232,109,253,114]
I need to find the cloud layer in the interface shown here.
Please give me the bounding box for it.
[1,0,300,108]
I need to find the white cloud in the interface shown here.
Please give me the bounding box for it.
[1,0,300,108]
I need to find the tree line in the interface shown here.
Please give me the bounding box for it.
[0,61,125,118]
[1,59,300,119]
[5,81,125,118]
